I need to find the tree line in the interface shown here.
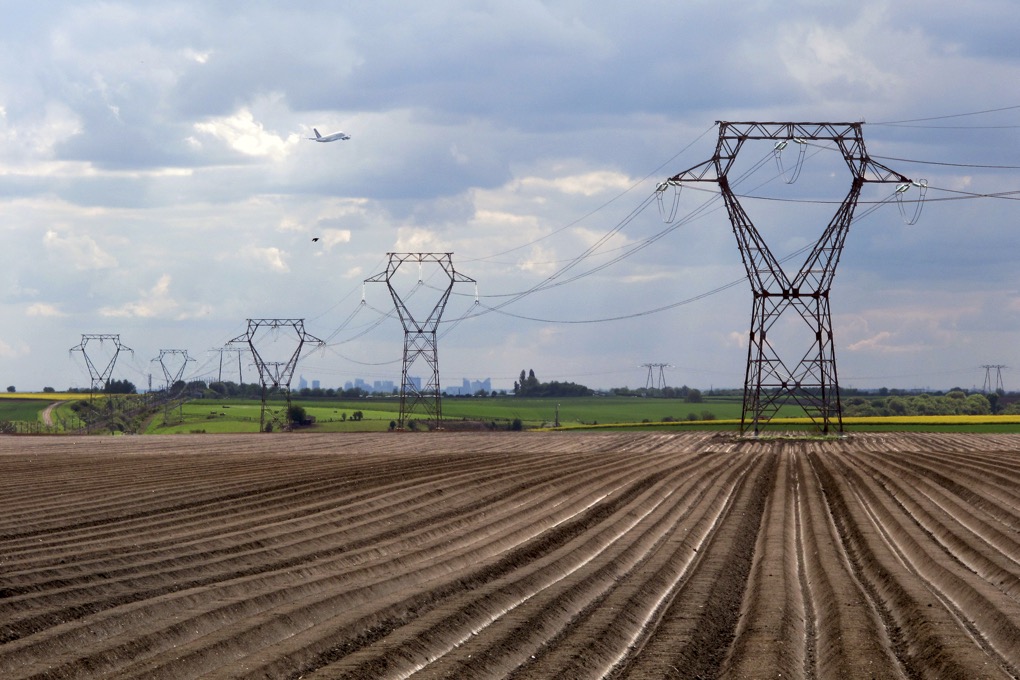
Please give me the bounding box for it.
[513,369,592,397]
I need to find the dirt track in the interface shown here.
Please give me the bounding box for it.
[1,431,1019,679]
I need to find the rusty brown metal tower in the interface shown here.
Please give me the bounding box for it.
[660,122,917,435]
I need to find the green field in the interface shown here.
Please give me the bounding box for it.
[0,399,50,422]
[6,392,1020,434]
[140,395,756,434]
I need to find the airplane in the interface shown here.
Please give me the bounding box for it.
[308,128,351,142]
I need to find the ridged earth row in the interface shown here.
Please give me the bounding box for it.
[1,431,1018,679]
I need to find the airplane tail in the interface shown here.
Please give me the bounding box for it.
[313,128,322,139]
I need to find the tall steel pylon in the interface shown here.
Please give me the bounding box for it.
[365,253,475,429]
[69,334,133,395]
[211,346,247,384]
[981,364,1006,393]
[642,363,671,390]
[660,122,918,435]
[151,349,195,394]
[229,319,323,432]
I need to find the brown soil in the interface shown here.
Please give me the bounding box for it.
[1,431,1018,679]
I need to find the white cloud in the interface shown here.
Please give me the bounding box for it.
[193,107,299,160]
[517,245,559,275]
[771,3,924,108]
[316,228,352,251]
[522,170,633,197]
[26,303,65,317]
[0,338,29,359]
[99,274,178,318]
[43,229,117,270]
[240,246,290,273]
[394,227,445,253]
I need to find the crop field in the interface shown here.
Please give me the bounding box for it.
[143,396,771,434]
[2,431,1019,679]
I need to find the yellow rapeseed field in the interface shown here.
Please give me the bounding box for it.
[0,392,86,401]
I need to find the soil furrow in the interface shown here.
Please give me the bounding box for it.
[3,432,1020,679]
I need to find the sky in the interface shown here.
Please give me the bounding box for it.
[2,0,1019,394]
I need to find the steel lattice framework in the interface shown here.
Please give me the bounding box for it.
[661,122,914,435]
[366,253,475,429]
[211,346,247,384]
[642,363,671,390]
[981,364,1007,394]
[69,334,133,395]
[151,349,195,394]
[229,319,323,432]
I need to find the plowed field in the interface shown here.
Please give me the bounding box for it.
[1,432,1019,679]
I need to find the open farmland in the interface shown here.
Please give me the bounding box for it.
[1,432,1019,679]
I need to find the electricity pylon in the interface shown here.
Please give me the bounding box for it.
[365,253,475,429]
[229,319,323,432]
[981,364,1006,393]
[642,363,671,390]
[69,334,133,395]
[151,349,195,394]
[211,346,247,384]
[660,122,918,435]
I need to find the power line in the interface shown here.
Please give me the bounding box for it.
[870,154,1020,170]
[870,104,1020,125]
[462,123,718,265]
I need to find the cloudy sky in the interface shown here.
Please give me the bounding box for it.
[2,1,1019,394]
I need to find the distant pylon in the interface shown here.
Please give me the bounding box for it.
[69,334,133,395]
[212,346,247,384]
[641,363,671,390]
[229,319,323,432]
[151,349,195,394]
[365,253,475,429]
[981,364,1006,393]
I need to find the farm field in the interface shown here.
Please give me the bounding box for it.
[2,432,1019,678]
[144,396,770,434]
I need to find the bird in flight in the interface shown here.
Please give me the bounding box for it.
[308,128,351,142]
[312,237,320,242]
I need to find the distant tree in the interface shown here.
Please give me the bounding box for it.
[6,385,14,393]
[886,396,907,415]
[963,393,991,415]
[526,369,539,392]
[104,379,136,394]
[43,386,55,393]
[685,389,703,403]
[287,404,308,426]
[988,392,1001,414]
